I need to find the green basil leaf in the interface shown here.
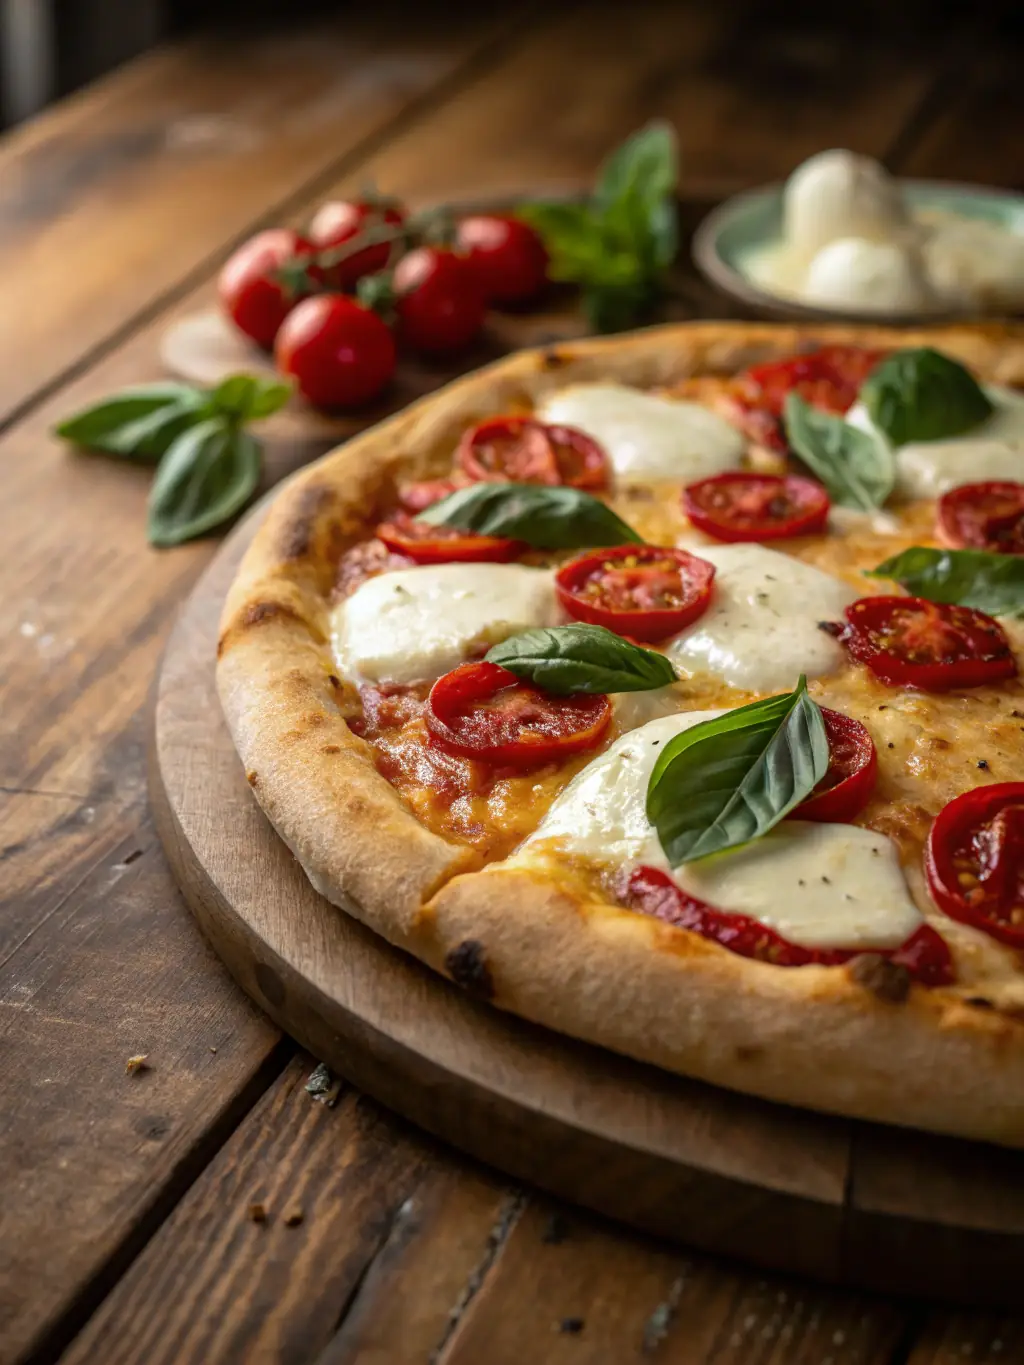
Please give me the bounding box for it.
[55,383,208,461]
[646,677,828,866]
[860,347,993,445]
[516,202,604,271]
[417,482,643,550]
[485,624,677,695]
[784,393,894,511]
[869,545,1024,617]
[147,419,261,548]
[594,120,678,214]
[645,195,679,271]
[211,373,292,423]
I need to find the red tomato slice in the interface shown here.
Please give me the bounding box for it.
[925,783,1024,949]
[731,345,886,452]
[794,707,877,823]
[837,596,1016,692]
[936,481,1024,553]
[682,472,830,542]
[625,866,954,985]
[376,513,522,564]
[425,661,611,767]
[396,478,464,513]
[458,416,609,490]
[555,545,716,643]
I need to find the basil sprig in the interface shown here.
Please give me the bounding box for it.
[860,347,993,446]
[56,373,291,547]
[486,624,676,695]
[418,482,642,550]
[518,122,678,332]
[784,393,894,511]
[646,677,828,866]
[869,546,1024,617]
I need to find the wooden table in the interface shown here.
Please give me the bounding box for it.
[2,4,1022,1362]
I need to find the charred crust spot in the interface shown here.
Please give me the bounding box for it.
[848,954,911,1003]
[541,349,570,370]
[321,743,342,755]
[243,600,303,630]
[246,771,259,788]
[327,674,342,690]
[277,484,336,561]
[734,1044,763,1063]
[965,995,995,1010]
[444,939,494,1000]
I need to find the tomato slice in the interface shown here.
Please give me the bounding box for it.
[936,481,1024,553]
[625,866,954,985]
[794,707,877,823]
[425,661,611,767]
[458,416,609,490]
[682,472,830,542]
[925,783,1024,949]
[397,478,464,513]
[555,545,716,643]
[376,513,523,564]
[836,596,1016,692]
[731,345,886,452]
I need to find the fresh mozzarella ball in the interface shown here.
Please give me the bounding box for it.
[923,218,1024,310]
[802,237,936,312]
[783,149,910,257]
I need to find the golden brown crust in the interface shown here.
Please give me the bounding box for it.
[217,320,1024,1145]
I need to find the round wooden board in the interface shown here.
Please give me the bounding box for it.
[150,501,1024,1309]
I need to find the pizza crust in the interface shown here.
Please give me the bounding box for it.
[217,320,1024,1144]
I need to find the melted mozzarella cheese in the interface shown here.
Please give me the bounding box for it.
[536,383,745,482]
[331,564,557,685]
[610,684,690,733]
[846,385,1024,498]
[666,544,857,693]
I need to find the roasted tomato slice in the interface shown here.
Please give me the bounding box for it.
[625,867,953,985]
[457,416,609,490]
[555,545,715,643]
[936,481,1024,553]
[925,783,1024,949]
[376,513,523,564]
[396,477,464,513]
[682,472,830,542]
[794,707,877,823]
[425,661,611,767]
[837,596,1016,692]
[731,345,886,452]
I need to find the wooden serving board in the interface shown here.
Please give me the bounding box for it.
[150,503,1024,1308]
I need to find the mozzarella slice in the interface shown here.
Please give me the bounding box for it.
[536,383,745,482]
[666,544,857,693]
[331,564,557,686]
[846,384,1024,498]
[610,684,690,733]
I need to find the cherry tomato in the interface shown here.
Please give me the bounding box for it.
[625,866,954,985]
[376,513,522,564]
[794,708,877,823]
[926,783,1024,949]
[458,416,609,490]
[683,472,830,542]
[397,478,464,513]
[731,345,886,452]
[555,545,716,643]
[836,596,1016,692]
[937,481,1024,554]
[454,214,549,305]
[426,661,611,767]
[218,228,316,350]
[274,294,396,409]
[393,247,486,355]
[307,199,406,290]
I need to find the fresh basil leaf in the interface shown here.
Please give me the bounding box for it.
[594,120,677,214]
[645,195,679,271]
[417,482,643,550]
[860,347,993,446]
[516,202,603,268]
[211,373,292,423]
[486,624,676,695]
[646,677,828,866]
[55,383,208,462]
[869,545,1024,617]
[147,419,261,548]
[784,393,894,511]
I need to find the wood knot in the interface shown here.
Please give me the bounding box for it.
[848,953,911,1003]
[444,939,494,1000]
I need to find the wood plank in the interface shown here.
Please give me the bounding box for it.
[907,1313,1024,1365]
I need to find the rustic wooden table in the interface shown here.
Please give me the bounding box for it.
[2,4,1023,1363]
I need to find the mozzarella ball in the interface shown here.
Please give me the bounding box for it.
[802,237,936,312]
[783,149,910,257]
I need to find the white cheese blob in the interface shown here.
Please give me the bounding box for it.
[782,150,910,258]
[665,544,857,693]
[331,564,557,686]
[536,383,745,482]
[802,236,936,313]
[609,684,690,733]
[846,384,1024,498]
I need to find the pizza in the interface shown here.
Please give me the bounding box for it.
[217,321,1024,1146]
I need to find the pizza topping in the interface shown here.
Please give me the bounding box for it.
[555,545,715,643]
[682,472,830,542]
[417,481,642,550]
[937,481,1024,553]
[485,623,677,694]
[731,345,885,453]
[837,596,1016,692]
[925,782,1024,949]
[397,478,464,513]
[376,513,523,565]
[783,393,894,511]
[858,348,993,446]
[425,661,611,767]
[869,546,1024,617]
[793,707,877,823]
[458,416,609,490]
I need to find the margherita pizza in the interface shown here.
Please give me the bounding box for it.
[217,322,1024,1146]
